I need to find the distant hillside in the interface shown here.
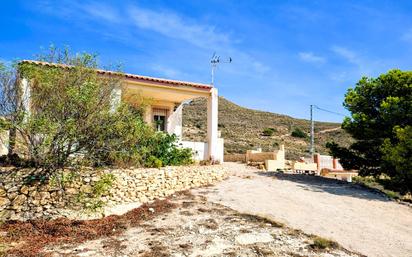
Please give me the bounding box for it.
[182,97,354,160]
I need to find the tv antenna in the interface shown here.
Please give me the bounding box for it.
[211,52,232,86]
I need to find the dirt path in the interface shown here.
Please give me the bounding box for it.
[198,163,412,257]
[317,127,341,134]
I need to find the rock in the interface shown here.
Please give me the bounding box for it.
[29,190,38,198]
[8,192,18,201]
[7,186,18,193]
[235,233,274,245]
[0,187,6,197]
[91,176,100,182]
[40,192,50,200]
[11,194,27,209]
[65,188,78,195]
[0,197,11,208]
[0,210,13,220]
[80,185,93,194]
[20,185,29,195]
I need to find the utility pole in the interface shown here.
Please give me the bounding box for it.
[310,104,315,155]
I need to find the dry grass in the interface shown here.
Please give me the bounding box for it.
[236,213,285,228]
[0,198,177,257]
[140,240,169,257]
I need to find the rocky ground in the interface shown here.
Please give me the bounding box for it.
[45,192,360,257]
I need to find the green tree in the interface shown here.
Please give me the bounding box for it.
[381,126,412,192]
[327,70,412,193]
[0,46,193,173]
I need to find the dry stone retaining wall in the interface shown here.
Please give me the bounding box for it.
[0,165,228,221]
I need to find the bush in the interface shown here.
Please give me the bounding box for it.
[0,47,193,173]
[291,128,307,138]
[145,156,163,168]
[262,128,276,136]
[142,133,193,167]
[310,236,339,250]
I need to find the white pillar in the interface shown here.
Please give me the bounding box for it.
[110,85,122,112]
[167,103,183,139]
[207,88,219,162]
[21,78,31,121]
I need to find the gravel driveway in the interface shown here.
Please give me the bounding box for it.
[198,162,412,257]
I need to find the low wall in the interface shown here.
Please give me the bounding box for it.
[180,141,208,161]
[0,165,228,221]
[246,151,276,162]
[292,162,317,172]
[224,153,246,162]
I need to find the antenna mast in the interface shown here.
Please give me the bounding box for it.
[210,53,232,86]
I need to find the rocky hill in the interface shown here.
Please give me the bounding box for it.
[182,97,353,160]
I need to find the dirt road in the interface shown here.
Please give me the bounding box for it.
[199,163,412,257]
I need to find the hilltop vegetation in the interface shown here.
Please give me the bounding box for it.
[182,97,353,160]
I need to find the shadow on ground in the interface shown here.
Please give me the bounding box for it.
[257,172,390,202]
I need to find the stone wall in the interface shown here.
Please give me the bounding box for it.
[224,153,246,162]
[0,165,228,221]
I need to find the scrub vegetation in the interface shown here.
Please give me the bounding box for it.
[0,47,193,182]
[182,97,353,160]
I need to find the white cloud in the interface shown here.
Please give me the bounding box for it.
[30,1,272,81]
[401,28,412,42]
[331,46,361,65]
[150,64,187,79]
[128,5,231,49]
[298,52,326,64]
[81,2,121,23]
[329,46,386,82]
[252,61,270,74]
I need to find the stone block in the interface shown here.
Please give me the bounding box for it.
[11,194,27,209]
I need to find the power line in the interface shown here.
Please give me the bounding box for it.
[313,105,346,117]
[309,105,346,155]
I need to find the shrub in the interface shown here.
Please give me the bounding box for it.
[0,47,193,173]
[262,128,276,136]
[77,173,116,212]
[145,156,163,168]
[310,236,339,250]
[0,47,124,171]
[291,128,307,138]
[143,133,193,167]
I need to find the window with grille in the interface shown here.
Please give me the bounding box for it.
[153,108,168,132]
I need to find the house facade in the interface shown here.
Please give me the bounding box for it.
[3,61,224,163]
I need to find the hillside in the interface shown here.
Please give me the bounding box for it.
[182,97,353,160]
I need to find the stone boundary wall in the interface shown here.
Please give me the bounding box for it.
[246,151,277,162]
[0,165,228,221]
[224,154,246,162]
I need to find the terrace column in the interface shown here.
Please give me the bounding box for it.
[207,88,219,162]
[21,78,31,120]
[110,84,122,112]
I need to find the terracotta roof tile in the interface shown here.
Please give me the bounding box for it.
[19,60,212,90]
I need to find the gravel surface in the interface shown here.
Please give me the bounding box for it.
[47,192,359,257]
[200,162,412,257]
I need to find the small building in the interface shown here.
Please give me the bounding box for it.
[3,60,224,162]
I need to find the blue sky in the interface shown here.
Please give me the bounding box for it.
[1,0,412,122]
